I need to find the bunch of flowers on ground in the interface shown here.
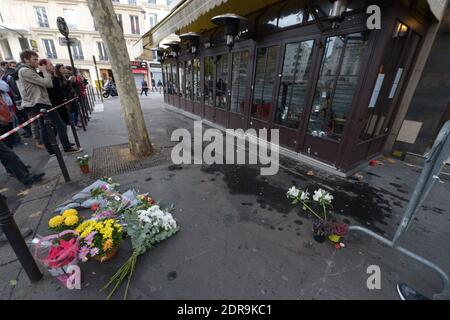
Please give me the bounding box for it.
[101,202,179,299]
[48,209,82,232]
[76,154,90,166]
[287,186,348,245]
[75,219,123,262]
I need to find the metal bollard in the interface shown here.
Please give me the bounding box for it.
[80,96,90,123]
[64,103,81,148]
[90,85,96,102]
[0,194,42,283]
[76,99,87,131]
[40,109,71,182]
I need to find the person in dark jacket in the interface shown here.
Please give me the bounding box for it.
[47,64,72,125]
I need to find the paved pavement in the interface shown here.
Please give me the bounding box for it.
[1,92,449,300]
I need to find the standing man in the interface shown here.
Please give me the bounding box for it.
[16,50,80,155]
[140,78,148,96]
[151,77,156,93]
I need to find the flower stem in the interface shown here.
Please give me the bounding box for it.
[322,204,327,221]
[301,202,324,220]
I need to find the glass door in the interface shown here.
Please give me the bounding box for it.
[204,56,215,121]
[185,60,194,112]
[229,50,250,129]
[302,32,371,163]
[273,39,315,150]
[193,58,202,116]
[178,62,185,109]
[250,45,280,131]
[214,53,230,127]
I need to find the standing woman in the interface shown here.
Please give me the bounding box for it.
[47,64,72,125]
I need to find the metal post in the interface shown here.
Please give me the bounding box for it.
[64,103,80,148]
[0,194,42,283]
[40,109,71,182]
[77,99,87,131]
[93,55,104,103]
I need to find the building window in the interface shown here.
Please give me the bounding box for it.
[185,60,193,101]
[97,42,108,61]
[230,51,249,114]
[167,0,173,6]
[112,0,120,3]
[193,58,200,102]
[178,62,185,98]
[130,15,140,34]
[42,39,57,59]
[252,46,279,121]
[128,0,137,5]
[0,39,13,60]
[63,9,78,30]
[275,40,315,129]
[307,32,370,140]
[204,57,214,106]
[35,7,49,28]
[149,14,157,28]
[148,0,156,4]
[19,38,30,51]
[116,14,123,29]
[71,40,84,60]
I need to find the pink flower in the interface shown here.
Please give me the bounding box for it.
[84,231,97,246]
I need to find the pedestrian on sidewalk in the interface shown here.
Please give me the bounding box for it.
[0,94,17,150]
[45,63,72,126]
[140,79,149,96]
[151,78,156,93]
[16,50,80,155]
[0,141,45,187]
[157,79,163,94]
[1,62,32,138]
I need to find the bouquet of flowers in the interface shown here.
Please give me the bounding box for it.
[48,209,82,232]
[287,186,348,245]
[75,219,123,262]
[31,230,79,288]
[101,203,179,299]
[76,155,90,174]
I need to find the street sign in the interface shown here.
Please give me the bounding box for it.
[59,37,77,46]
[57,17,69,37]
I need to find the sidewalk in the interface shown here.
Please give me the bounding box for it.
[1,93,449,300]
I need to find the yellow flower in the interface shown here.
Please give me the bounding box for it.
[64,215,79,227]
[62,209,78,218]
[48,215,64,228]
[103,239,113,251]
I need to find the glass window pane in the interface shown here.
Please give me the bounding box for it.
[193,58,200,102]
[215,54,228,109]
[252,46,279,121]
[178,62,184,98]
[278,2,306,28]
[204,57,214,106]
[308,33,370,140]
[185,60,193,101]
[230,51,249,114]
[275,40,314,128]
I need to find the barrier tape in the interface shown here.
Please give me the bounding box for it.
[0,97,78,141]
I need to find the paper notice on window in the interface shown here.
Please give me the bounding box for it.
[369,74,385,108]
[388,68,403,99]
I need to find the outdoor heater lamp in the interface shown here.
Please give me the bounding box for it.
[179,32,201,54]
[151,47,166,63]
[211,13,248,50]
[163,41,181,59]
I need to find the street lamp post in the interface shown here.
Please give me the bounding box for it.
[56,17,87,134]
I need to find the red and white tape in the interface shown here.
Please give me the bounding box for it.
[0,97,78,141]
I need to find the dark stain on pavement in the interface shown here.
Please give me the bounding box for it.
[167,271,177,281]
[168,165,183,171]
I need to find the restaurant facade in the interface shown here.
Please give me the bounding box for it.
[142,0,448,175]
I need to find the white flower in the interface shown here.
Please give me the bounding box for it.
[313,189,333,204]
[299,191,310,201]
[313,189,324,202]
[287,186,300,199]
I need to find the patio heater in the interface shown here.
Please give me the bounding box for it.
[151,47,167,63]
[179,32,201,55]
[329,0,348,29]
[163,41,181,59]
[211,13,248,51]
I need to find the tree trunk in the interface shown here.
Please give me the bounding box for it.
[87,0,153,157]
